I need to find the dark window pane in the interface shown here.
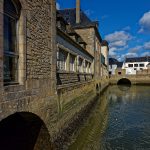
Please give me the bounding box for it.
[128,64,133,67]
[4,55,18,82]
[4,0,17,16]
[4,15,17,53]
[140,64,144,67]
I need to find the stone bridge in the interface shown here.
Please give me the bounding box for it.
[110,74,150,85]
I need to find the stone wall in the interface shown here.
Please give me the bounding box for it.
[75,28,102,80]
[110,74,150,85]
[75,28,95,56]
[0,0,110,149]
[0,0,57,148]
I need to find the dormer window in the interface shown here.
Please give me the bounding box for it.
[3,0,21,84]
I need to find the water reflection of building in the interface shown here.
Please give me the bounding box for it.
[68,89,110,150]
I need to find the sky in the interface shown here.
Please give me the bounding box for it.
[56,0,150,61]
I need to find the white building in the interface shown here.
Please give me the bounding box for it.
[122,56,150,75]
[109,58,123,75]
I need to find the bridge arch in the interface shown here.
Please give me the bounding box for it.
[0,112,53,150]
[117,78,131,85]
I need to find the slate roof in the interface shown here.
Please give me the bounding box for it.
[125,56,150,63]
[58,8,99,29]
[101,40,109,46]
[117,62,123,68]
[109,58,118,65]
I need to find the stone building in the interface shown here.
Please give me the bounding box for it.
[101,40,109,78]
[0,0,109,149]
[56,12,94,86]
[58,0,103,81]
[0,0,57,149]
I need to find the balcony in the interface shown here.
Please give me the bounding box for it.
[57,71,94,89]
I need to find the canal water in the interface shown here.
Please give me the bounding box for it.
[68,85,150,150]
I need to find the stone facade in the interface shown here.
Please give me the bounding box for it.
[0,0,110,149]
[75,28,102,80]
[0,0,57,149]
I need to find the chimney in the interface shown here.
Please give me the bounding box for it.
[76,0,80,24]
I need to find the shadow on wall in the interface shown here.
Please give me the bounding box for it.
[96,83,101,94]
[0,112,53,150]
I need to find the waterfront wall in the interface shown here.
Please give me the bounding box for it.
[53,79,109,148]
[0,0,110,149]
[110,74,150,85]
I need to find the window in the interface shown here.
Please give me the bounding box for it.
[139,64,144,67]
[4,0,21,83]
[88,63,91,73]
[134,64,138,67]
[57,49,67,71]
[84,61,88,73]
[128,64,133,67]
[70,54,75,72]
[78,58,83,73]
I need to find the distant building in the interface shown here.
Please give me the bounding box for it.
[122,56,150,75]
[109,58,125,76]
[101,40,109,78]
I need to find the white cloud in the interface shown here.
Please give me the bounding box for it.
[110,40,127,47]
[129,46,142,53]
[105,31,132,50]
[56,2,60,10]
[143,41,150,50]
[141,51,150,56]
[124,53,138,58]
[139,11,150,33]
[105,31,132,43]
[106,31,132,58]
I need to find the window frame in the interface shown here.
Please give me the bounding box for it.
[57,49,68,71]
[3,0,20,85]
[128,64,133,67]
[139,64,144,67]
[70,54,76,72]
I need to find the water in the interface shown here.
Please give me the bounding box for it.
[68,85,150,150]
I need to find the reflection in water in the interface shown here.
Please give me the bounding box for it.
[117,84,131,91]
[68,85,150,150]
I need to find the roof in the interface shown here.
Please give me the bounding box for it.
[117,62,123,68]
[58,8,102,42]
[101,40,109,46]
[58,8,98,28]
[125,56,150,63]
[109,58,118,65]
[56,12,68,25]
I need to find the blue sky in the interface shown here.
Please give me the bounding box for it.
[56,0,150,61]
